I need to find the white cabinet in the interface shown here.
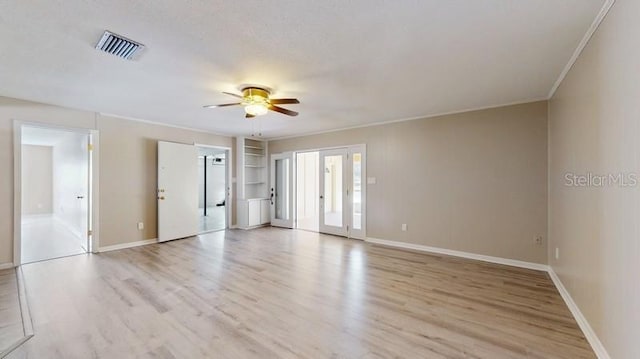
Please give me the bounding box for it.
[248,200,261,227]
[260,199,270,224]
[238,198,271,229]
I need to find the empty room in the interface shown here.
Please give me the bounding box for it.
[0,0,637,358]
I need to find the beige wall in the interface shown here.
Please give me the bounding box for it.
[21,145,53,215]
[0,96,232,264]
[270,101,548,263]
[97,115,231,247]
[548,1,640,358]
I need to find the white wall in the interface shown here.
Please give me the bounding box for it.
[21,145,53,215]
[548,1,640,357]
[52,131,88,240]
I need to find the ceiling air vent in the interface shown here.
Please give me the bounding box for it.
[95,31,145,60]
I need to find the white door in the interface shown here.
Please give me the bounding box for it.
[319,148,349,236]
[270,152,294,228]
[158,141,199,242]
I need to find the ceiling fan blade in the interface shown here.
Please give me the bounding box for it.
[203,103,241,108]
[268,105,298,117]
[245,113,255,119]
[269,98,300,105]
[222,91,244,99]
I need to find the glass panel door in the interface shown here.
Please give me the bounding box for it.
[319,149,348,236]
[270,152,294,228]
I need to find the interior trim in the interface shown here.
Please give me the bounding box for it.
[0,262,15,270]
[98,238,157,253]
[548,267,611,359]
[547,0,616,98]
[365,237,548,271]
[267,98,547,141]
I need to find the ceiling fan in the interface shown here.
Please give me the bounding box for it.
[204,86,299,118]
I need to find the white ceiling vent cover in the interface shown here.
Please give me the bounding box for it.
[95,31,145,60]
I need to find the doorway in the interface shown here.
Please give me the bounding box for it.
[197,147,228,233]
[17,125,94,264]
[272,145,366,239]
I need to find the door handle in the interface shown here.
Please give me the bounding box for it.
[270,188,274,205]
[320,195,324,199]
[77,196,84,199]
[158,196,165,200]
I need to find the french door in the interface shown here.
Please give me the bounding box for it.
[270,152,294,228]
[272,145,366,238]
[319,149,349,236]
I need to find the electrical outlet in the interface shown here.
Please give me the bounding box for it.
[137,222,144,230]
[555,247,560,260]
[401,224,407,232]
[534,235,543,245]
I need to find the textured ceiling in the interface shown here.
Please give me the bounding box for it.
[0,0,605,138]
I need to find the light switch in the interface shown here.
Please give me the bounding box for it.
[367,177,377,185]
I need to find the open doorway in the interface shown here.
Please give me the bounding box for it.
[19,126,92,263]
[197,146,228,233]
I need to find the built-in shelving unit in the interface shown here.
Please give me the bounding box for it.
[236,137,270,228]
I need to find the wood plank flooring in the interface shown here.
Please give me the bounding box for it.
[0,269,26,357]
[8,228,595,358]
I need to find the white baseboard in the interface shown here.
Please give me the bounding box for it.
[0,262,15,270]
[98,238,157,253]
[365,237,548,271]
[548,267,610,359]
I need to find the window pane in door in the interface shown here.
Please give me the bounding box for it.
[323,155,343,227]
[352,153,362,230]
[275,158,290,220]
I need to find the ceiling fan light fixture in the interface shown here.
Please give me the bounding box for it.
[245,103,268,116]
[241,87,270,116]
[204,86,298,118]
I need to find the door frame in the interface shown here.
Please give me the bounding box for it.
[270,152,295,228]
[13,120,100,267]
[194,143,233,232]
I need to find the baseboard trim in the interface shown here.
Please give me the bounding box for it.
[365,237,548,271]
[98,238,157,253]
[547,267,610,359]
[0,267,34,358]
[0,262,15,270]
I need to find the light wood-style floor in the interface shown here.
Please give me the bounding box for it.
[9,228,595,358]
[0,269,25,356]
